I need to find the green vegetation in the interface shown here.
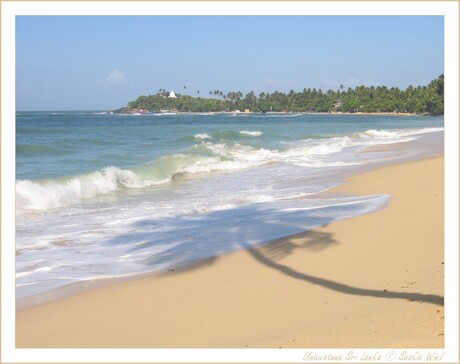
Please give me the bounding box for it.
[120,75,444,115]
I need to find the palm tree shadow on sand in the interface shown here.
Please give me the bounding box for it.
[240,231,444,306]
[108,203,443,307]
[158,228,443,307]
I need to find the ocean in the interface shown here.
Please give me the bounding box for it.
[15,111,444,299]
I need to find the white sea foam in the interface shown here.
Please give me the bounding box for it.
[16,266,53,278]
[358,127,443,139]
[361,129,400,138]
[404,127,444,135]
[262,113,303,118]
[243,195,276,203]
[194,133,212,139]
[239,130,263,136]
[16,167,156,211]
[16,188,391,298]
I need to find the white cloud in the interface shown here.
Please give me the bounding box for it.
[105,69,127,84]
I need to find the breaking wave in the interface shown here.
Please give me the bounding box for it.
[239,130,263,136]
[16,127,442,212]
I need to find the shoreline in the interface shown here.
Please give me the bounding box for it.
[16,133,443,311]
[114,110,439,117]
[16,154,444,348]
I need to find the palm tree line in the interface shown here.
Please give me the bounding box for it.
[124,74,443,115]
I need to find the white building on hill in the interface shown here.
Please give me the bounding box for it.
[168,90,177,98]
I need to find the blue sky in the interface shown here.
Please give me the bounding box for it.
[16,15,444,110]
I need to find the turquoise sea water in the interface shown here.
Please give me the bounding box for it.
[16,111,444,299]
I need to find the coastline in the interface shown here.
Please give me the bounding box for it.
[115,109,435,117]
[16,155,444,348]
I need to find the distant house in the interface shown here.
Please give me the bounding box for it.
[332,99,342,112]
[168,90,177,98]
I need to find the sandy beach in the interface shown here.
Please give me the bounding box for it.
[16,155,444,348]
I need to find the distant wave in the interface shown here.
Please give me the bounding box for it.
[260,113,304,118]
[356,127,444,141]
[239,130,263,136]
[194,133,212,140]
[192,130,263,141]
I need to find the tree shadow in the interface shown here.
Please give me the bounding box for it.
[105,200,341,274]
[104,196,443,307]
[255,229,337,262]
[245,241,444,306]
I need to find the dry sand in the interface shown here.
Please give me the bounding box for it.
[16,156,444,348]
